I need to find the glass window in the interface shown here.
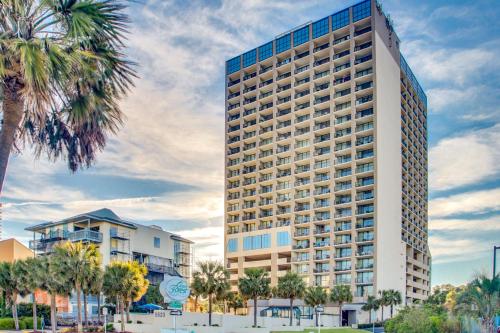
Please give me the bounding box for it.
[312,17,329,39]
[227,238,238,252]
[227,56,241,74]
[262,234,271,248]
[154,237,160,248]
[243,236,252,250]
[293,26,309,46]
[277,231,291,246]
[252,235,262,249]
[332,8,350,31]
[242,49,257,68]
[243,234,271,250]
[275,34,291,54]
[353,0,371,22]
[259,42,273,61]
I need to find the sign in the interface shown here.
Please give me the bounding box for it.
[102,307,108,315]
[168,300,183,310]
[160,276,190,302]
[169,310,182,316]
[316,305,324,313]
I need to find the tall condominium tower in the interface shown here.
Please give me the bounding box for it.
[224,0,430,313]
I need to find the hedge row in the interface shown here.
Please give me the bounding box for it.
[0,317,42,329]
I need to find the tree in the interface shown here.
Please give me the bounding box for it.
[378,290,391,321]
[0,262,23,330]
[123,261,149,322]
[82,265,104,327]
[275,272,306,326]
[386,289,402,318]
[190,275,204,312]
[0,0,136,195]
[330,285,352,327]
[304,286,328,327]
[238,268,271,327]
[227,292,244,315]
[192,261,229,326]
[457,274,499,333]
[24,257,46,332]
[144,285,166,307]
[361,295,380,324]
[54,241,101,333]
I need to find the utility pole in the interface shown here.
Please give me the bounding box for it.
[494,246,500,279]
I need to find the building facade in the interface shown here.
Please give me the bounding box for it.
[26,208,193,314]
[224,0,430,316]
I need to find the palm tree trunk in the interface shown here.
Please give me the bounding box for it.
[126,300,131,322]
[12,303,19,330]
[368,309,371,324]
[76,287,83,332]
[50,293,57,333]
[339,303,342,327]
[33,293,38,332]
[0,88,24,195]
[120,299,125,333]
[390,304,393,318]
[315,310,318,327]
[289,298,293,326]
[83,293,88,328]
[208,294,212,326]
[253,296,257,327]
[194,296,198,312]
[381,306,384,321]
[97,293,102,325]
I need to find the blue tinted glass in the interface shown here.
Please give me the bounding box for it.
[277,231,291,246]
[293,26,309,46]
[259,42,273,61]
[353,0,371,22]
[262,234,271,248]
[227,56,240,74]
[312,17,329,39]
[242,49,257,68]
[227,239,238,252]
[332,8,350,31]
[275,34,291,54]
[243,236,252,250]
[252,235,261,249]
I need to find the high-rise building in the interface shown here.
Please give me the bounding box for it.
[26,208,193,315]
[224,0,430,319]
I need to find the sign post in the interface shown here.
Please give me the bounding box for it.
[315,305,324,333]
[102,307,108,333]
[159,275,190,333]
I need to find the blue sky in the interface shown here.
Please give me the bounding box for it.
[3,0,500,287]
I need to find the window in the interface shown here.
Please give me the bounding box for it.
[242,49,257,68]
[243,234,271,250]
[227,238,238,252]
[277,231,291,246]
[293,26,309,46]
[227,56,241,74]
[154,237,161,248]
[259,42,273,61]
[275,34,291,54]
[332,8,350,31]
[352,0,371,22]
[312,17,329,39]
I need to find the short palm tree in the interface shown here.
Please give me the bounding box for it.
[123,261,149,322]
[361,295,380,324]
[23,257,45,331]
[227,292,244,315]
[190,275,204,312]
[304,286,328,327]
[193,261,230,326]
[330,285,353,327]
[378,290,390,321]
[54,241,101,332]
[0,0,136,195]
[0,262,23,330]
[238,268,271,327]
[275,272,306,326]
[82,264,104,327]
[386,289,402,318]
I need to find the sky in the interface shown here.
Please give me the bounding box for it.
[3,0,500,287]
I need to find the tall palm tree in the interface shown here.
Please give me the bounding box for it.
[458,274,499,333]
[304,286,328,327]
[378,290,390,321]
[0,262,23,330]
[25,257,46,332]
[190,275,204,312]
[82,264,103,328]
[0,0,136,195]
[124,261,149,322]
[386,289,402,318]
[238,268,271,328]
[330,285,353,327]
[275,272,306,326]
[11,259,34,329]
[103,262,131,333]
[54,241,101,332]
[361,295,380,324]
[193,261,230,326]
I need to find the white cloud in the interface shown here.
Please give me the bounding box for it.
[429,188,500,218]
[430,216,500,231]
[429,236,490,264]
[429,124,500,191]
[427,87,481,113]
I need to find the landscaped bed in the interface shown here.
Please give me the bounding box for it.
[272,328,366,333]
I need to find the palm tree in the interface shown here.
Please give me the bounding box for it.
[227,292,244,315]
[124,261,149,322]
[275,272,306,326]
[54,241,101,332]
[0,0,136,195]
[238,268,271,327]
[330,285,353,327]
[458,274,499,333]
[0,262,22,330]
[386,289,402,318]
[103,262,132,333]
[193,261,230,326]
[24,257,46,332]
[304,286,328,327]
[82,265,104,328]
[190,275,204,312]
[361,295,380,324]
[378,290,390,321]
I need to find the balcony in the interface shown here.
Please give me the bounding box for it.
[69,230,103,243]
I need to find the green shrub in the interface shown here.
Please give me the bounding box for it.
[105,323,115,332]
[0,317,15,329]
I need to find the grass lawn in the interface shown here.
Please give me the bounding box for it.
[272,328,365,333]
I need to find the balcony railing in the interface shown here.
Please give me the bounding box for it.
[68,230,103,243]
